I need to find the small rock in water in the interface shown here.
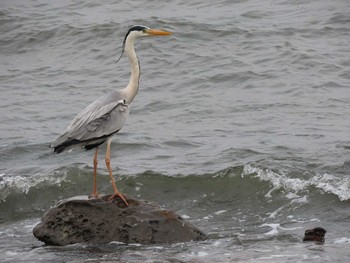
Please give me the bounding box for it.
[303,227,327,243]
[33,195,207,245]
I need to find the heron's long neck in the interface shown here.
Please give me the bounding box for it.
[122,37,140,104]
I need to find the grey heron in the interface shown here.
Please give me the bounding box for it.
[51,25,172,206]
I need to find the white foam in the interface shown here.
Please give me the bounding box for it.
[242,164,350,201]
[213,241,222,246]
[261,223,280,236]
[261,223,303,236]
[334,237,350,244]
[291,195,308,204]
[214,210,227,215]
[243,165,308,193]
[151,246,164,250]
[268,205,286,219]
[311,173,350,201]
[0,170,67,201]
[309,218,320,222]
[196,251,209,257]
[5,251,18,256]
[285,192,299,199]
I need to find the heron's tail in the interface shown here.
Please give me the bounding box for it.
[52,145,65,154]
[51,137,107,153]
[51,139,80,153]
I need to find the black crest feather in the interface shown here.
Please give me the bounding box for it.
[115,25,149,64]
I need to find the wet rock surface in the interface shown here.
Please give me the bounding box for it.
[303,227,327,243]
[33,195,207,246]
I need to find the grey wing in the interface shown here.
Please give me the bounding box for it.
[51,91,129,151]
[71,99,129,141]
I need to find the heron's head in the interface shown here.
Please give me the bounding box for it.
[124,25,172,41]
[116,25,172,63]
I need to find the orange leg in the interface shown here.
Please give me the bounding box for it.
[105,138,128,206]
[89,147,100,198]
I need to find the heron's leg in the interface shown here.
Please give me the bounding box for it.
[89,147,100,199]
[105,138,128,206]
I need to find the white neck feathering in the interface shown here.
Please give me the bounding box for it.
[121,36,140,104]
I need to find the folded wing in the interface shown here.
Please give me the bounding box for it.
[51,91,129,153]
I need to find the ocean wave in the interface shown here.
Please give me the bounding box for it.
[1,163,349,223]
[2,164,349,204]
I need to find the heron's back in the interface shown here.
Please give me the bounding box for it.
[51,90,129,153]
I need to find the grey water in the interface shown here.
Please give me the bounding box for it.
[1,0,350,262]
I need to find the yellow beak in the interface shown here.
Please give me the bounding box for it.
[146,29,172,36]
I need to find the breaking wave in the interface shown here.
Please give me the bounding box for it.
[1,163,349,223]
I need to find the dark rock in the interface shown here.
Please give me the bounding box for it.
[33,195,207,245]
[303,227,327,243]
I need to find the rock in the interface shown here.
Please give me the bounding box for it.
[303,227,326,243]
[33,195,207,245]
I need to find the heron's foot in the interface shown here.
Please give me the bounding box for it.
[108,191,129,206]
[88,192,101,199]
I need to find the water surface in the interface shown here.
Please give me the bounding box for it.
[1,0,350,262]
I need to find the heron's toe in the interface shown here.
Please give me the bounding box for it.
[88,192,101,199]
[108,192,129,206]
